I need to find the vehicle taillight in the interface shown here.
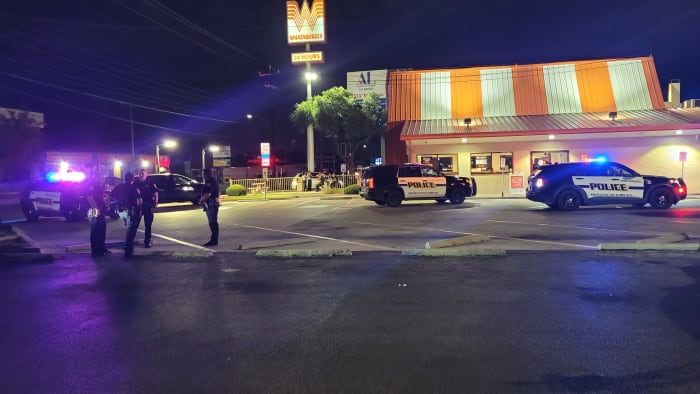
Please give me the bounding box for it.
[368,178,374,189]
[535,178,544,188]
[678,186,685,194]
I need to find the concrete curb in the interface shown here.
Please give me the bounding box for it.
[635,233,690,244]
[598,243,700,251]
[238,237,314,250]
[402,248,506,257]
[256,249,352,259]
[426,234,490,249]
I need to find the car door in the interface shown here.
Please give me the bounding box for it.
[577,163,643,203]
[397,166,423,198]
[173,175,197,202]
[420,165,446,198]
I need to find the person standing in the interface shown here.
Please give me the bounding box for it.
[86,174,110,257]
[123,172,143,258]
[199,168,220,246]
[137,169,158,248]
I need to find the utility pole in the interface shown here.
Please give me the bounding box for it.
[129,105,135,172]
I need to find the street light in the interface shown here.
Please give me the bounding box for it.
[304,69,317,171]
[202,145,220,180]
[155,139,177,174]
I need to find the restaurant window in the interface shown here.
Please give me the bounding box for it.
[416,154,456,174]
[470,152,513,174]
[530,150,569,171]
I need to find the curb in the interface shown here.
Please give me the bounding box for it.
[256,249,352,259]
[402,248,506,257]
[238,237,314,250]
[426,234,489,249]
[598,243,700,251]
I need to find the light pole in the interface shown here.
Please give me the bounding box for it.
[155,139,177,174]
[305,65,317,171]
[202,145,220,181]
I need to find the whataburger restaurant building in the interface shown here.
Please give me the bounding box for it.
[383,56,700,197]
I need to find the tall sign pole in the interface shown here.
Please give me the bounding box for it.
[287,0,326,172]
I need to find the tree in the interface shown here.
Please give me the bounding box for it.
[289,87,388,170]
[0,109,46,181]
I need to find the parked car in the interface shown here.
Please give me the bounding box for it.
[145,173,203,204]
[526,160,687,210]
[360,164,477,207]
[20,178,117,221]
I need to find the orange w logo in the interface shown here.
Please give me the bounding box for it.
[287,0,325,32]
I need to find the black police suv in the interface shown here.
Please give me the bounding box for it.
[526,161,687,210]
[146,173,203,204]
[20,179,117,221]
[360,164,477,207]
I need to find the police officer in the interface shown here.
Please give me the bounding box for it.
[123,172,143,258]
[86,173,110,257]
[199,168,220,246]
[110,172,133,227]
[137,169,158,248]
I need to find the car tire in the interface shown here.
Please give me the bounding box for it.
[374,200,386,205]
[385,190,403,207]
[649,188,674,209]
[556,189,582,210]
[22,202,38,221]
[449,188,466,205]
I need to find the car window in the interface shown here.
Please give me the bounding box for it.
[174,176,188,186]
[421,166,439,177]
[398,166,421,177]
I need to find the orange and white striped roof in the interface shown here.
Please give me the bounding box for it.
[388,56,665,122]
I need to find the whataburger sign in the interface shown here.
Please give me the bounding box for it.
[287,0,326,45]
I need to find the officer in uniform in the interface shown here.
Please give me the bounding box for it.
[199,168,220,246]
[137,169,158,248]
[86,174,110,257]
[110,172,133,227]
[123,172,143,258]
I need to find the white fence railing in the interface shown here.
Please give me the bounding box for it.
[226,175,358,193]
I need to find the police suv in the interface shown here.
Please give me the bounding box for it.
[526,161,687,210]
[360,164,477,207]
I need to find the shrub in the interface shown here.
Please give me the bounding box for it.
[226,184,247,196]
[343,184,360,194]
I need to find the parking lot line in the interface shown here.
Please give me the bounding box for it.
[484,219,665,235]
[233,224,399,251]
[140,230,214,251]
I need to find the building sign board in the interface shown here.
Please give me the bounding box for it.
[287,0,326,45]
[346,70,388,105]
[260,142,271,167]
[291,51,324,64]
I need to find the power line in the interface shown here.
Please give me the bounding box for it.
[0,85,228,137]
[0,16,239,106]
[0,71,243,124]
[112,0,252,69]
[143,0,271,68]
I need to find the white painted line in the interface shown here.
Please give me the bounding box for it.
[354,221,597,249]
[484,219,661,236]
[138,230,214,251]
[233,224,399,251]
[288,200,315,208]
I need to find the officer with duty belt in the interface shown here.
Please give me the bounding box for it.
[137,169,158,248]
[123,172,143,258]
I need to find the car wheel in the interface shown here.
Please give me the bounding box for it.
[22,202,38,221]
[385,190,402,207]
[374,200,386,205]
[449,188,466,205]
[649,188,673,209]
[556,189,582,210]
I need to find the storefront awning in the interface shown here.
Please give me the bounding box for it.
[400,108,700,141]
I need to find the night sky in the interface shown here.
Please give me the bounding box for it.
[1,0,699,162]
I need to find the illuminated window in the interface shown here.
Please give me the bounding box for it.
[470,152,513,174]
[416,154,456,174]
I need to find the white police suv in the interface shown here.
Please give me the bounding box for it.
[526,161,687,210]
[360,164,477,207]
